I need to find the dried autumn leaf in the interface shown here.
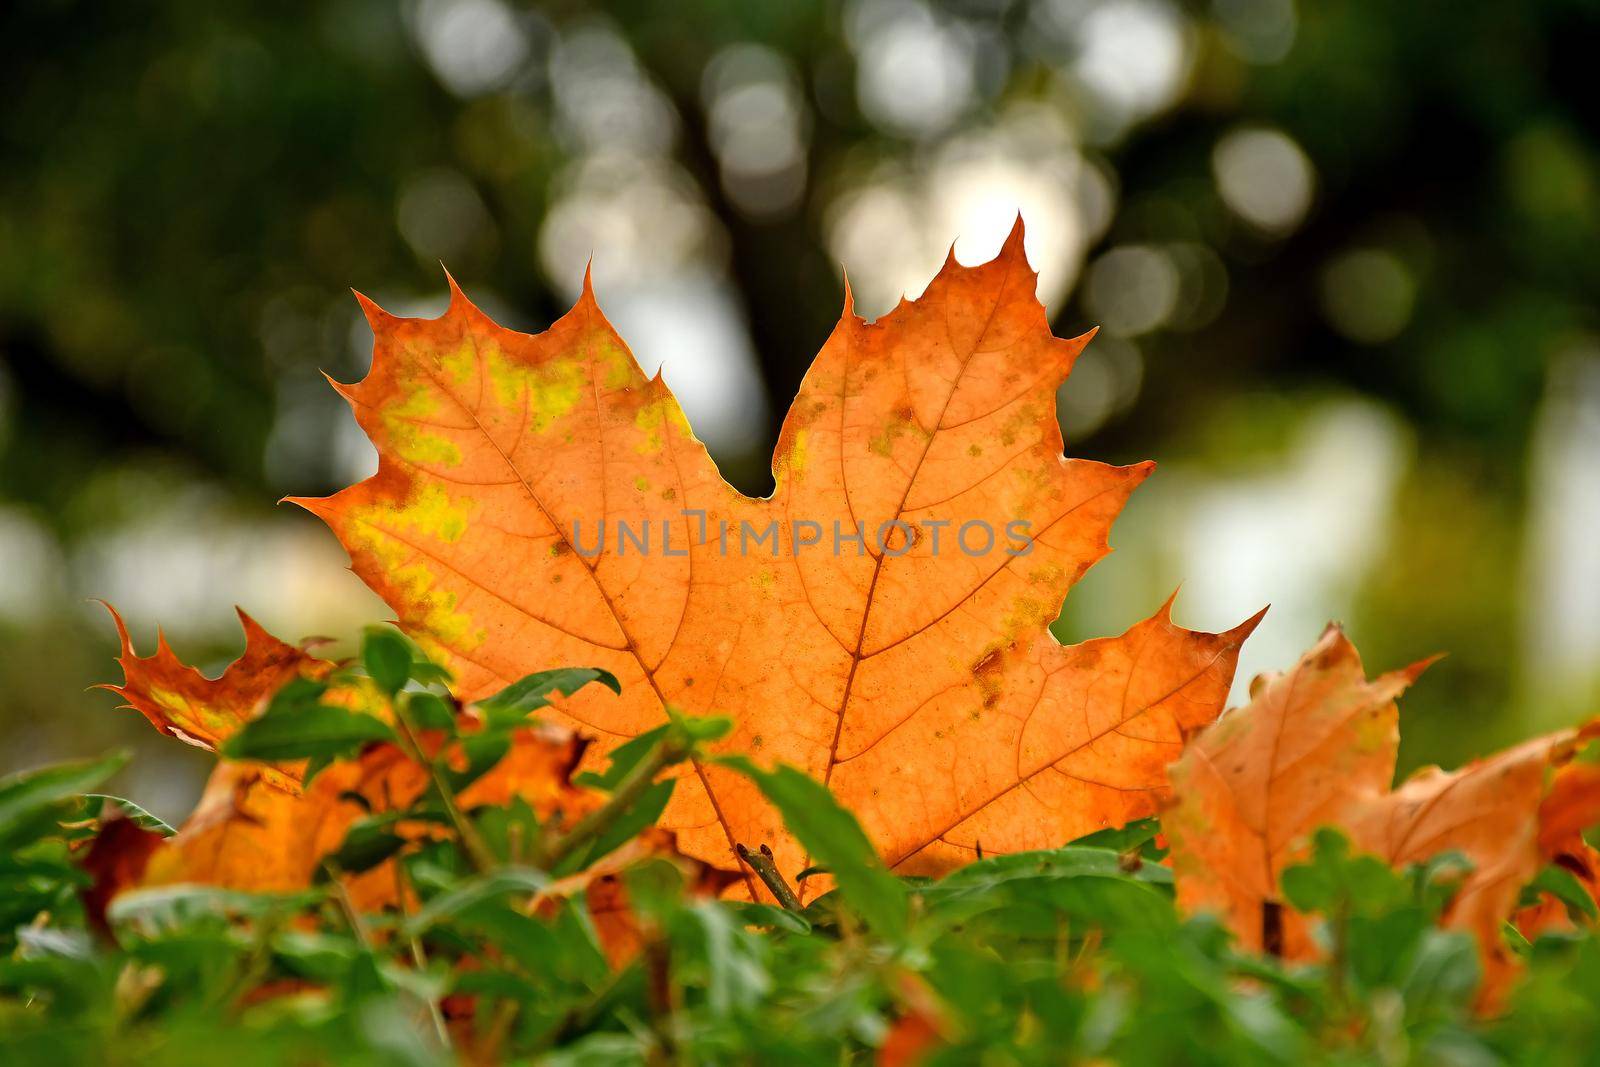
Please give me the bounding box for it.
[79,813,166,937]
[1536,738,1600,858]
[1167,626,1600,1007]
[1518,753,1600,937]
[98,611,705,928]
[99,603,326,785]
[294,221,1259,891]
[1164,624,1428,957]
[142,723,601,912]
[549,831,741,968]
[1342,730,1594,1006]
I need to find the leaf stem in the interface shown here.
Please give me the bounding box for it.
[736,843,803,912]
[391,701,498,874]
[538,732,690,870]
[393,858,452,1051]
[324,863,373,948]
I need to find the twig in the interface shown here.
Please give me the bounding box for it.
[325,863,374,947]
[393,854,452,1051]
[390,704,498,874]
[476,998,522,1064]
[736,843,803,912]
[530,963,629,1054]
[538,733,689,870]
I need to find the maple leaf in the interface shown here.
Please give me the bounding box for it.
[140,724,602,912]
[99,603,327,789]
[1164,624,1430,957]
[1166,625,1600,1006]
[97,609,727,961]
[79,813,166,938]
[292,219,1260,893]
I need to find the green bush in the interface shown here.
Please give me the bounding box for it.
[1,642,1596,1065]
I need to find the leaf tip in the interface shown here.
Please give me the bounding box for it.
[320,369,358,404]
[97,599,132,651]
[1398,651,1446,686]
[280,494,334,520]
[1234,603,1271,640]
[351,289,391,329]
[998,211,1030,270]
[1150,586,1182,624]
[442,265,483,322]
[576,257,601,314]
[233,607,278,649]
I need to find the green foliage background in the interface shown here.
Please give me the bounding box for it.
[1,634,1596,1065]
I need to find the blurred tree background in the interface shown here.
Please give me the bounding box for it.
[2,0,1597,818]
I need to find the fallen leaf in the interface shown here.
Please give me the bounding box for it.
[1343,731,1589,1008]
[1536,739,1600,858]
[1164,624,1428,957]
[878,971,953,1067]
[1514,838,1600,941]
[1517,752,1600,938]
[100,612,725,946]
[293,220,1259,890]
[141,718,602,911]
[554,830,742,968]
[1167,626,1600,1007]
[99,604,326,774]
[79,812,166,937]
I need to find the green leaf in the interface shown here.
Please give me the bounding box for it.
[408,659,455,687]
[78,793,175,836]
[554,778,675,876]
[108,885,322,932]
[680,901,770,1017]
[716,757,907,941]
[405,691,457,732]
[918,847,1174,938]
[271,930,362,982]
[324,820,409,875]
[264,674,331,713]
[574,725,671,791]
[1070,817,1166,860]
[0,751,129,838]
[666,705,732,743]
[725,900,812,934]
[362,626,414,695]
[1527,862,1600,922]
[402,868,549,937]
[475,667,622,727]
[1281,828,1412,917]
[222,702,395,763]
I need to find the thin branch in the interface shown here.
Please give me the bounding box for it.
[390,704,498,874]
[393,852,452,1051]
[736,843,803,912]
[538,733,690,870]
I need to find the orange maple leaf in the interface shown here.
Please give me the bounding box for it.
[292,220,1260,893]
[1164,624,1429,958]
[97,610,700,926]
[99,604,326,758]
[1166,625,1600,1007]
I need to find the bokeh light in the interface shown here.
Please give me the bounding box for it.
[1211,126,1316,235]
